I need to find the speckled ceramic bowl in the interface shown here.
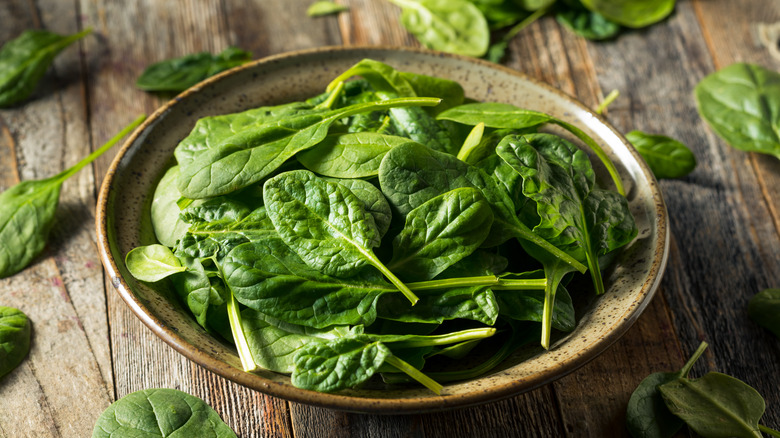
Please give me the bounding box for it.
[96,47,668,413]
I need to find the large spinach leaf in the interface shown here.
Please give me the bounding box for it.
[0,28,92,107]
[91,388,237,437]
[326,178,393,238]
[263,170,419,304]
[297,132,418,178]
[695,63,780,160]
[0,306,31,379]
[388,0,490,57]
[136,47,252,93]
[177,96,440,198]
[0,116,144,279]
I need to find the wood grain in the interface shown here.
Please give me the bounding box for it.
[0,0,777,437]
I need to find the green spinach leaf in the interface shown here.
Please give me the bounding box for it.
[0,115,145,279]
[150,165,199,247]
[125,244,186,282]
[326,178,393,238]
[297,132,418,178]
[748,288,780,339]
[626,130,696,179]
[555,0,621,41]
[92,388,237,437]
[377,285,499,325]
[695,63,780,160]
[579,0,675,28]
[0,28,92,107]
[136,47,252,93]
[307,1,349,16]
[0,306,31,379]
[388,0,490,57]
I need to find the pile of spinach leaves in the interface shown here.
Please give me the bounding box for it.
[384,0,677,60]
[126,59,636,394]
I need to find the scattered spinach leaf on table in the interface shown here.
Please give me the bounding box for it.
[0,306,31,379]
[555,0,620,41]
[579,0,675,28]
[307,1,349,16]
[0,28,92,107]
[695,62,780,160]
[0,115,145,279]
[748,288,780,339]
[136,46,252,93]
[91,388,237,438]
[626,130,697,179]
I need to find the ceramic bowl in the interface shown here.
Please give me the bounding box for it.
[96,47,668,413]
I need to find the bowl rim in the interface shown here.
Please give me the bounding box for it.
[96,45,669,414]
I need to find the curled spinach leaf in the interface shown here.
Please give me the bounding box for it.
[125,244,186,282]
[695,63,780,160]
[92,388,237,438]
[748,288,780,339]
[0,116,145,279]
[626,130,696,179]
[0,28,92,107]
[0,306,31,379]
[136,46,252,93]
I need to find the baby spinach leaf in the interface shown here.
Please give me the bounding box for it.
[626,130,697,179]
[150,165,198,247]
[748,288,780,339]
[0,115,145,279]
[326,178,393,238]
[0,306,31,379]
[377,285,499,325]
[388,187,494,281]
[263,170,419,304]
[136,46,252,93]
[297,132,417,178]
[292,337,392,392]
[695,63,780,160]
[497,133,638,296]
[626,341,708,438]
[307,1,349,16]
[171,256,229,336]
[91,388,237,438]
[555,0,621,41]
[125,244,186,282]
[0,28,92,107]
[378,141,587,273]
[222,238,390,328]
[178,96,440,198]
[388,0,490,57]
[579,0,675,28]
[659,372,768,438]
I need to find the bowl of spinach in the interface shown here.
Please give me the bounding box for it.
[96,46,668,413]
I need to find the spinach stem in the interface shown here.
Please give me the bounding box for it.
[503,7,549,42]
[384,355,443,395]
[388,327,495,349]
[508,220,587,273]
[407,276,546,291]
[371,258,419,305]
[596,89,620,115]
[226,293,258,372]
[54,114,146,184]
[759,425,780,437]
[679,341,708,377]
[316,81,345,109]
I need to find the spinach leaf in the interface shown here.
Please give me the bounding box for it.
[496,133,638,296]
[579,0,675,28]
[748,288,780,339]
[496,276,575,332]
[377,285,499,325]
[0,28,92,107]
[307,1,349,16]
[91,388,237,438]
[555,0,621,41]
[326,178,393,238]
[0,115,145,279]
[150,165,198,247]
[177,96,441,198]
[626,341,708,438]
[171,255,229,337]
[263,170,419,304]
[297,132,418,178]
[0,306,31,379]
[136,46,252,93]
[626,130,696,179]
[378,141,587,273]
[388,0,490,57]
[222,238,390,328]
[695,63,780,160]
[125,244,186,282]
[437,102,626,195]
[659,372,769,438]
[388,187,493,281]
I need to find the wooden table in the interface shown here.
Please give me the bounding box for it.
[1,1,778,436]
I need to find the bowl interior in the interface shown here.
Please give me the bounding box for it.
[97,47,668,413]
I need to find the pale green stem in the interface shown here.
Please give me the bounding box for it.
[407,276,546,291]
[388,327,495,349]
[457,122,485,163]
[54,115,146,184]
[369,257,419,305]
[316,81,345,110]
[503,7,549,41]
[384,355,443,395]
[596,89,620,115]
[226,293,258,372]
[759,425,780,437]
[679,341,708,377]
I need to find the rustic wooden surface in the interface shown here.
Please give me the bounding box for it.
[0,0,778,436]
